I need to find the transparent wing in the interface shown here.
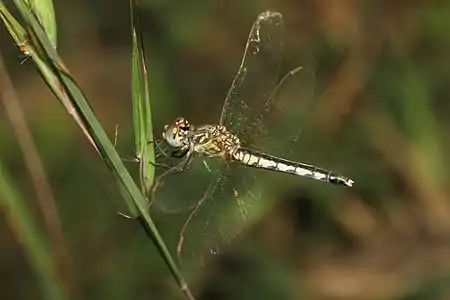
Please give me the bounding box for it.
[169,10,285,262]
[150,11,283,215]
[176,67,317,266]
[173,12,318,265]
[175,160,264,266]
[220,11,284,135]
[247,66,316,159]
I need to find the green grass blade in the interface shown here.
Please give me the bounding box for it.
[0,3,25,43]
[3,1,194,298]
[23,0,57,48]
[131,0,155,196]
[0,3,95,147]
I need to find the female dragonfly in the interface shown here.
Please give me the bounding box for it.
[152,11,353,263]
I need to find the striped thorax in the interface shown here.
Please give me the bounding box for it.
[163,117,241,160]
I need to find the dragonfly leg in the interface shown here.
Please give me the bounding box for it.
[176,151,193,172]
[152,138,172,158]
[125,151,172,170]
[120,138,168,167]
[143,139,188,171]
[149,153,194,206]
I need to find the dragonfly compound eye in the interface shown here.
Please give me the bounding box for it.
[163,126,180,149]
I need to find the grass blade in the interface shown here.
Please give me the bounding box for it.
[130,0,155,196]
[25,0,57,48]
[0,2,95,149]
[2,0,195,298]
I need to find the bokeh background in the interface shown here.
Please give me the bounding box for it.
[1,0,450,299]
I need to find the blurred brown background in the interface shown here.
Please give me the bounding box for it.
[1,0,450,299]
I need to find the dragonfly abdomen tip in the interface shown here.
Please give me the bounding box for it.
[345,179,354,187]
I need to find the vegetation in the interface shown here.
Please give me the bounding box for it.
[0,1,449,299]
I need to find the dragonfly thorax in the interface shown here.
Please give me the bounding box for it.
[162,117,241,160]
[190,124,241,160]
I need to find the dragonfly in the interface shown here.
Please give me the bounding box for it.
[151,11,354,263]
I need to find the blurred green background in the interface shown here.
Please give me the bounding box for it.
[1,0,450,299]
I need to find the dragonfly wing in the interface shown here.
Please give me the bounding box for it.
[179,68,317,262]
[247,66,317,160]
[175,11,290,263]
[150,140,226,214]
[220,11,284,136]
[152,11,284,214]
[176,162,264,265]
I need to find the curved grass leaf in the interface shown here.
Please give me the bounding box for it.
[1,0,194,299]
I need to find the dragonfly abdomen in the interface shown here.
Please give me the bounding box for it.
[232,147,354,187]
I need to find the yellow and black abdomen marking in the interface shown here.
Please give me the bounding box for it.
[232,147,354,187]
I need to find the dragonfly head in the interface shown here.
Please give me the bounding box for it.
[162,117,191,149]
